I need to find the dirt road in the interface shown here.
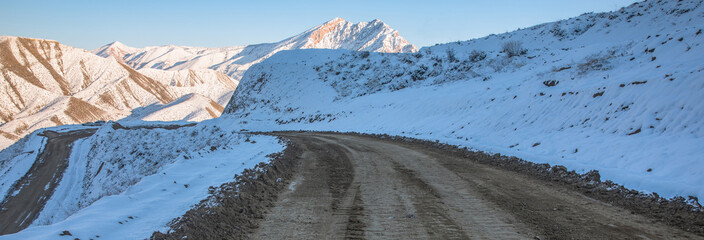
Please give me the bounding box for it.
[0,129,96,235]
[251,132,701,239]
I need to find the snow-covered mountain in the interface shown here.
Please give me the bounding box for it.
[92,18,417,81]
[92,41,137,62]
[221,0,704,203]
[0,36,238,149]
[122,93,225,122]
[0,18,415,150]
[138,69,237,106]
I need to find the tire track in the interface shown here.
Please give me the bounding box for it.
[391,161,469,239]
[309,140,354,211]
[345,185,366,240]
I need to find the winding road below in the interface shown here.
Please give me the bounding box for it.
[0,129,96,235]
[252,132,700,239]
[0,123,196,236]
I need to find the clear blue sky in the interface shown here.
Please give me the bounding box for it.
[0,0,639,50]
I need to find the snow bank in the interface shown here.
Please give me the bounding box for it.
[1,122,284,239]
[0,132,46,204]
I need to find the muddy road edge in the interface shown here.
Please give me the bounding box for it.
[150,136,301,240]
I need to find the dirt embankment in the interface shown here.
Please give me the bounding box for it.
[0,129,96,235]
[150,137,301,240]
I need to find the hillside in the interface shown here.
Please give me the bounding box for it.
[93,18,418,82]
[0,36,238,150]
[221,0,704,202]
[123,93,225,122]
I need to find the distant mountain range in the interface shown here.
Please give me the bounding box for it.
[93,18,417,80]
[0,18,416,149]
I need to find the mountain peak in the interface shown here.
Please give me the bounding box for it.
[92,41,138,60]
[87,18,417,82]
[325,17,346,24]
[109,41,127,47]
[297,18,417,53]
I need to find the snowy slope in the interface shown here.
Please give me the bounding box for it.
[0,36,239,150]
[0,122,284,239]
[123,93,225,122]
[0,132,45,204]
[92,41,138,62]
[0,36,163,148]
[92,18,417,82]
[138,68,238,106]
[221,0,704,202]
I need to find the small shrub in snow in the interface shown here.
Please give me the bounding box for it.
[543,80,559,87]
[486,57,510,72]
[359,51,370,59]
[550,24,566,38]
[578,53,613,73]
[552,66,572,72]
[502,40,527,57]
[571,22,596,36]
[411,65,429,81]
[486,55,527,72]
[468,50,487,62]
[446,49,458,63]
[429,54,442,62]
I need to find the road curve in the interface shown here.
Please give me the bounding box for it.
[0,129,96,235]
[251,132,701,239]
[0,123,197,236]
